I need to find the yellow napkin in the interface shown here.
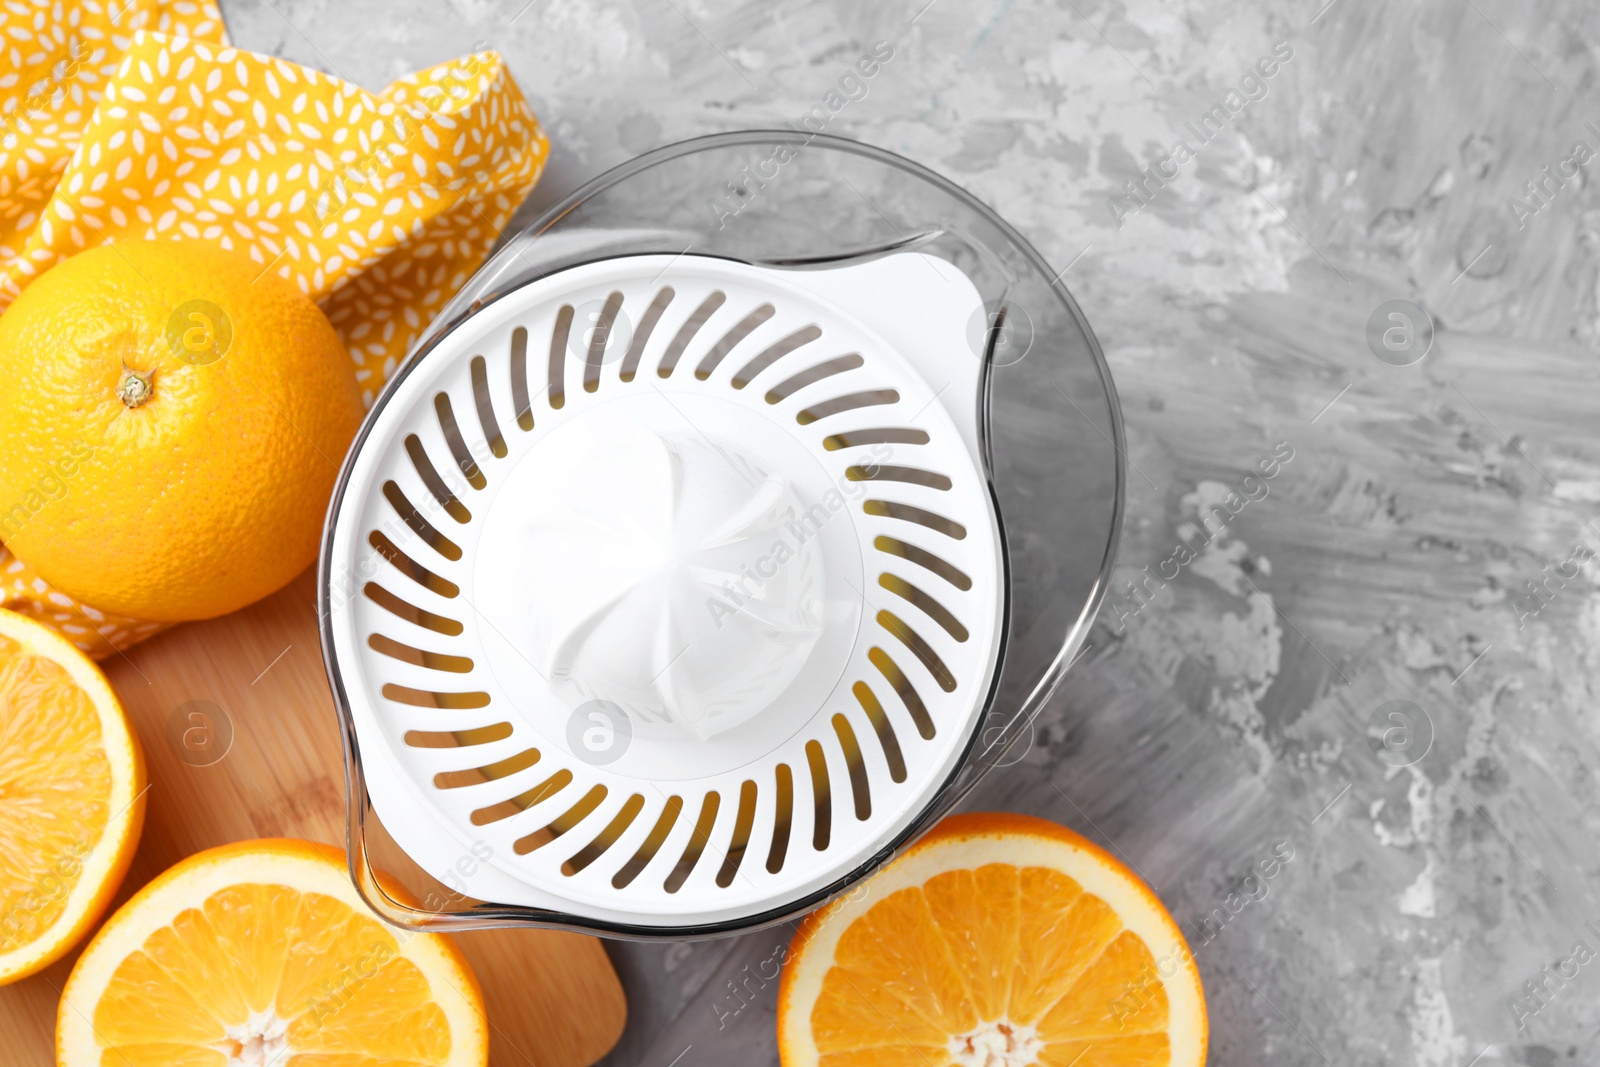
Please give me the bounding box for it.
[0,0,549,658]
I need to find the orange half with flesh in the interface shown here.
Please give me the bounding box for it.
[778,812,1207,1067]
[57,838,489,1067]
[0,607,144,983]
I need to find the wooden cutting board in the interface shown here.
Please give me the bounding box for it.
[0,568,627,1066]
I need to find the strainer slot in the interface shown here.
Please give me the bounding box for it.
[657,290,726,378]
[729,324,821,388]
[382,481,462,561]
[368,532,460,598]
[612,795,683,889]
[380,684,490,710]
[822,427,930,450]
[471,768,573,825]
[432,393,485,489]
[664,792,721,893]
[878,574,969,643]
[766,764,794,874]
[877,610,956,693]
[831,714,871,820]
[863,499,966,540]
[804,740,831,851]
[693,302,774,380]
[469,356,507,459]
[714,780,759,888]
[404,723,512,748]
[362,582,464,636]
[514,784,608,855]
[872,535,971,591]
[432,747,541,789]
[852,681,906,784]
[868,647,935,740]
[565,794,646,875]
[763,354,863,405]
[403,436,471,524]
[795,389,899,425]
[367,633,473,674]
[848,465,951,491]
[547,304,573,409]
[583,291,625,393]
[509,325,533,430]
[619,287,674,382]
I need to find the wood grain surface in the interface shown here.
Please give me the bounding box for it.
[0,568,627,1067]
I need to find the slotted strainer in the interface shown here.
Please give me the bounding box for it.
[319,132,1124,938]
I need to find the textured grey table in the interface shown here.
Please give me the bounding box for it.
[224,0,1600,1064]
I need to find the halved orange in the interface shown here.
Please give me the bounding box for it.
[778,812,1206,1067]
[0,607,144,983]
[57,838,489,1067]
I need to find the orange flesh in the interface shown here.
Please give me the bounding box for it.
[811,864,1171,1066]
[0,631,111,953]
[91,882,456,1066]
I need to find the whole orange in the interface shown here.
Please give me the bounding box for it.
[0,241,364,621]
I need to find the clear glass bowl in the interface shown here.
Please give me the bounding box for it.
[321,130,1125,936]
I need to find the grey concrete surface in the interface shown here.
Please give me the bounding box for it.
[220,0,1600,1064]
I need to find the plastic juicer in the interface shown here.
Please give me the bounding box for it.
[318,131,1124,938]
